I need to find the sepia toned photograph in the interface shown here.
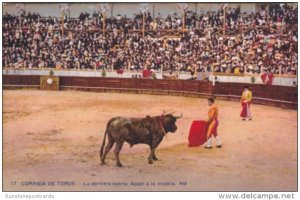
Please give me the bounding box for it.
[2,2,297,193]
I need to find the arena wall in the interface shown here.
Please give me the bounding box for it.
[3,75,297,109]
[213,82,297,109]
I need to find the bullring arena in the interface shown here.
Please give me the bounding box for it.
[3,82,297,191]
[2,2,298,192]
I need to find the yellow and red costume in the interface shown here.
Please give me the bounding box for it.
[240,90,252,118]
[207,104,219,139]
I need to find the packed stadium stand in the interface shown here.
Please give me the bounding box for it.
[2,3,297,76]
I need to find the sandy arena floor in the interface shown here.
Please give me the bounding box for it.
[3,90,297,191]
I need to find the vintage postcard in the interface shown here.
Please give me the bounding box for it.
[2,2,297,196]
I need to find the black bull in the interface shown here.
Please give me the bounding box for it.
[100,113,182,167]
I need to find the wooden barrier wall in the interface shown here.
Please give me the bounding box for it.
[213,82,297,109]
[213,82,297,102]
[3,75,40,86]
[3,75,297,109]
[58,76,213,94]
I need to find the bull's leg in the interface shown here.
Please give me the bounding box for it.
[152,150,158,161]
[150,135,164,163]
[101,138,115,165]
[148,148,155,164]
[114,141,124,167]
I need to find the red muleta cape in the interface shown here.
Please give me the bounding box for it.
[188,120,208,147]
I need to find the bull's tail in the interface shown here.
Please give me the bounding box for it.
[99,128,108,163]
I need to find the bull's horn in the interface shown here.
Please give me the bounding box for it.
[174,113,183,119]
[165,111,176,115]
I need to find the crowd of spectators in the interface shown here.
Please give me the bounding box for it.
[2,3,297,75]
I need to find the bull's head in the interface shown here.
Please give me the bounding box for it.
[163,113,183,133]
